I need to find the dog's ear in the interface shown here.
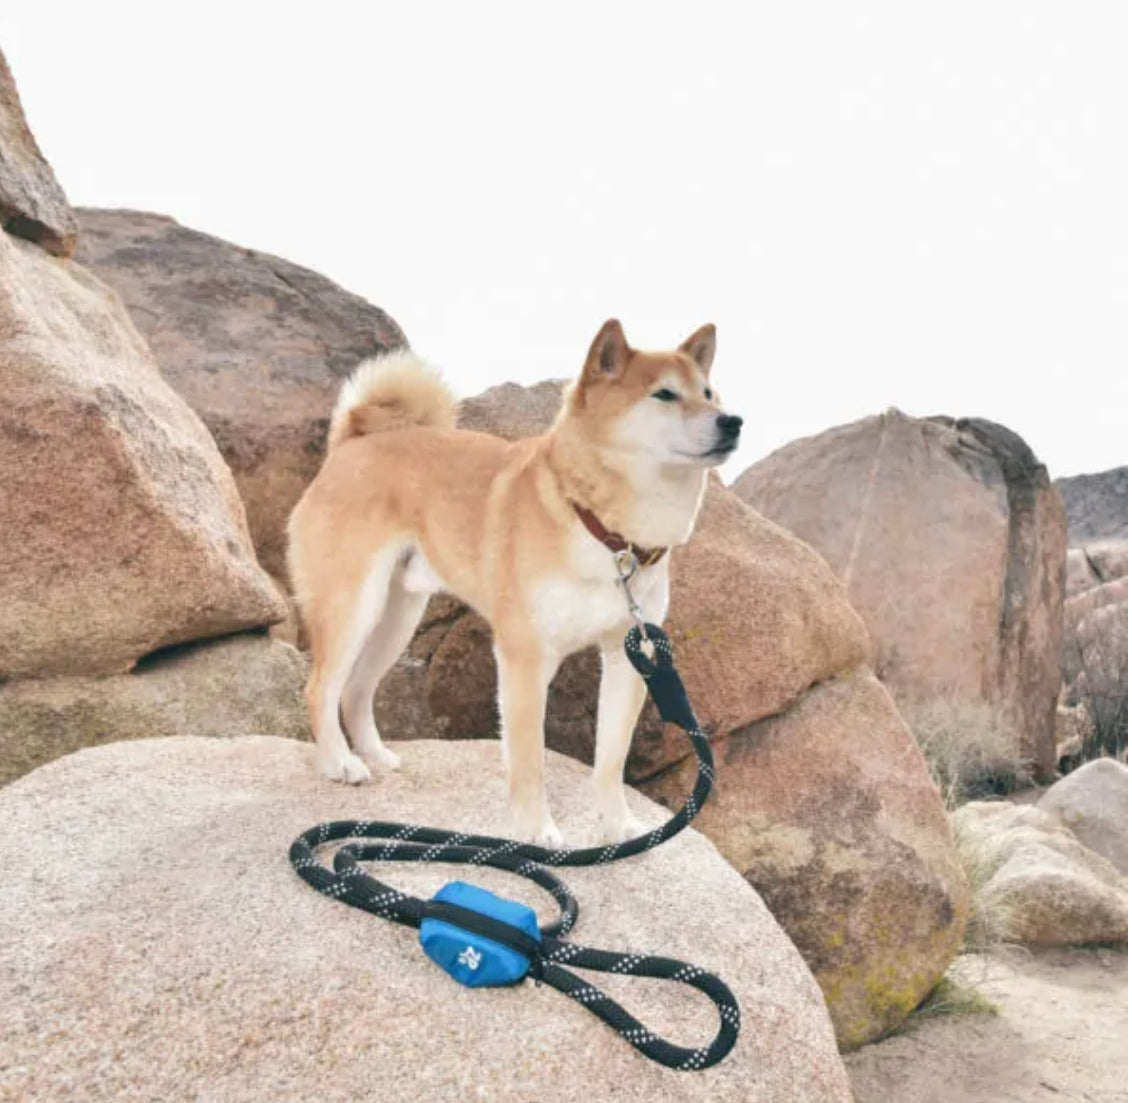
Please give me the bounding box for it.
[679,323,716,376]
[582,318,630,384]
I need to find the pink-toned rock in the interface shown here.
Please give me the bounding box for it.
[1063,577,1128,634]
[1065,548,1098,598]
[1066,541,1128,598]
[0,49,76,257]
[0,230,285,678]
[643,668,969,1049]
[1084,539,1128,583]
[458,378,569,439]
[0,633,308,787]
[1038,758,1128,872]
[0,737,854,1102]
[952,802,1127,947]
[732,410,1067,778]
[74,208,406,580]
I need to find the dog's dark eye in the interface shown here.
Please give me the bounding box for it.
[704,387,714,400]
[652,388,679,402]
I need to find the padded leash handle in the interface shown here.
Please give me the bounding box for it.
[289,624,740,1071]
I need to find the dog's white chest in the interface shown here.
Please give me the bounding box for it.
[530,543,668,656]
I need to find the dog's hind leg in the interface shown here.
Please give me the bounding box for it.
[304,546,402,784]
[341,578,429,771]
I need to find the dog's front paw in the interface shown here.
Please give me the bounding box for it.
[374,745,402,771]
[357,739,402,772]
[533,820,565,850]
[513,812,564,850]
[317,748,373,785]
[598,811,646,845]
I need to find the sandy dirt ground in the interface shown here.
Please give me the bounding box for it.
[845,947,1127,1103]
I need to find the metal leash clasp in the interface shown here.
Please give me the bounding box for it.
[613,549,654,657]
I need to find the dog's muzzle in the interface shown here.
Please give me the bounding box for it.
[709,413,743,456]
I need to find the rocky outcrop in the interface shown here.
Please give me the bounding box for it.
[1055,466,1127,544]
[732,409,1067,778]
[370,380,969,1048]
[952,802,1127,947]
[1082,539,1128,583]
[0,230,286,679]
[458,378,569,438]
[0,48,76,256]
[1037,758,1128,872]
[643,668,968,1049]
[1065,540,1127,598]
[0,634,308,787]
[0,737,854,1102]
[74,208,407,580]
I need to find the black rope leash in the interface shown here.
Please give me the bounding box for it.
[289,624,740,1071]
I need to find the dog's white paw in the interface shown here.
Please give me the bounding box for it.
[513,813,564,850]
[317,749,372,785]
[534,820,565,850]
[357,740,402,772]
[375,745,402,771]
[598,811,646,845]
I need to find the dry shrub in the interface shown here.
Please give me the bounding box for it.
[904,697,1032,809]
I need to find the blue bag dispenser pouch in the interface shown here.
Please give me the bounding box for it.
[419,882,542,988]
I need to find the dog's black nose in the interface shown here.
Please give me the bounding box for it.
[716,414,743,439]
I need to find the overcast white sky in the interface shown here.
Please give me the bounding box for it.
[6,2,1128,479]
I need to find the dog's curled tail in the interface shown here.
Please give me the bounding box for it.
[327,348,457,451]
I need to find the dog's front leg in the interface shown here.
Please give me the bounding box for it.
[593,639,649,843]
[494,645,563,848]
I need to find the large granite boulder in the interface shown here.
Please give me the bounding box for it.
[643,668,967,1048]
[0,230,285,679]
[371,380,969,1048]
[952,802,1127,947]
[731,409,1067,778]
[1038,758,1128,872]
[1065,539,1128,597]
[0,737,854,1102]
[74,208,407,580]
[0,48,76,256]
[0,634,308,787]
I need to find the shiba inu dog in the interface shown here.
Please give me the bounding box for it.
[286,319,741,845]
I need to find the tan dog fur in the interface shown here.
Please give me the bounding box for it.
[286,320,740,845]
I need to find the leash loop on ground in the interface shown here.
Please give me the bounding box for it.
[289,624,739,1071]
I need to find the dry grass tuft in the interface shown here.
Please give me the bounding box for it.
[910,974,999,1022]
[949,812,1019,952]
[904,696,1032,809]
